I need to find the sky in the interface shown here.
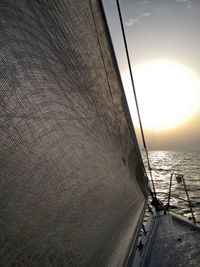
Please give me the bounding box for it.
[103,0,200,151]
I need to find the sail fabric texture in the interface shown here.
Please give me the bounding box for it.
[0,0,147,266]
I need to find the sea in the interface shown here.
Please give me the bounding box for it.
[142,151,200,222]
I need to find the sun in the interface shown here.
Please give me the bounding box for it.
[123,59,200,131]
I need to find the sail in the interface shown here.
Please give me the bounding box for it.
[0,0,147,266]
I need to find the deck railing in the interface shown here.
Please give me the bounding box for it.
[166,173,196,224]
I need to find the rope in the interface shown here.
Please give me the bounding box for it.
[116,0,156,195]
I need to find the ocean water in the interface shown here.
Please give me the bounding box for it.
[142,151,200,222]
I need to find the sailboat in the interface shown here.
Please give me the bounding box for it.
[0,0,200,266]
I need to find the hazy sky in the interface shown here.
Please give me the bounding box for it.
[103,0,200,151]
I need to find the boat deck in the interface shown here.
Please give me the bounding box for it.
[132,212,200,267]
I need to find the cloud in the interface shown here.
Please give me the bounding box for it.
[175,0,192,8]
[125,18,139,26]
[176,0,188,2]
[125,12,152,27]
[142,12,151,18]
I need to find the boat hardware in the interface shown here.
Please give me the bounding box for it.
[167,172,196,224]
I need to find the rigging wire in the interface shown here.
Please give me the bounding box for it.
[115,0,156,195]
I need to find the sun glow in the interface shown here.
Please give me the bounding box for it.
[123,59,200,131]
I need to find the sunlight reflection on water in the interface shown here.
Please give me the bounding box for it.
[142,151,200,221]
